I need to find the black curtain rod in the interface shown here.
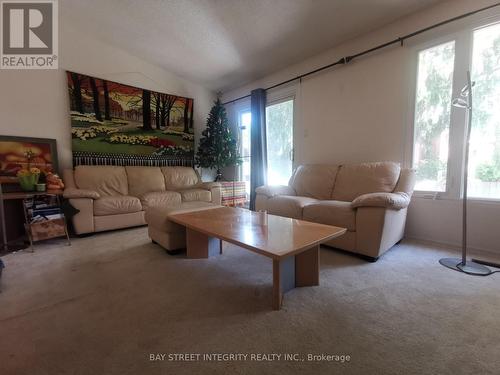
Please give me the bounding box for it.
[222,2,500,105]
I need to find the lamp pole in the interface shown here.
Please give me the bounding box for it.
[460,71,473,267]
[439,71,492,276]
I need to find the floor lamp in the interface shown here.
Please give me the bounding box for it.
[439,71,492,276]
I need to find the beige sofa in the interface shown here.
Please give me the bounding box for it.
[63,166,221,235]
[255,162,415,260]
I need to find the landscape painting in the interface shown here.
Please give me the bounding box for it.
[66,71,194,167]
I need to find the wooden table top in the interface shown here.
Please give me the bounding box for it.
[0,189,64,200]
[169,207,346,260]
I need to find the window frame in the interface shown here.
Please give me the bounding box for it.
[237,107,251,184]
[265,96,296,185]
[224,84,298,188]
[407,18,500,203]
[407,33,465,199]
[466,20,500,203]
[226,98,251,183]
[266,84,297,169]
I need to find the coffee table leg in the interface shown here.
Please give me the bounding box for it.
[272,245,320,310]
[186,228,220,258]
[295,245,320,287]
[273,256,295,310]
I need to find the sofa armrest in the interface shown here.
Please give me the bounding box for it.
[197,182,222,205]
[198,182,221,190]
[63,188,100,200]
[255,185,296,198]
[351,192,410,210]
[68,198,94,234]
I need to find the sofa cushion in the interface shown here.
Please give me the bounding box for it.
[161,167,200,190]
[180,188,211,202]
[266,195,318,219]
[140,191,182,210]
[74,166,128,197]
[126,167,166,197]
[394,168,416,194]
[303,201,356,231]
[94,196,142,216]
[331,162,401,201]
[289,165,339,200]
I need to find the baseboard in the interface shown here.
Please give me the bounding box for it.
[404,236,500,260]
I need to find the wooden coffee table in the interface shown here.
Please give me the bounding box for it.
[168,206,346,310]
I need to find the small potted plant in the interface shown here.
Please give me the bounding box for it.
[17,167,41,191]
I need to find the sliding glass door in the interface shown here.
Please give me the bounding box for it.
[239,111,252,197]
[235,96,294,200]
[265,99,294,186]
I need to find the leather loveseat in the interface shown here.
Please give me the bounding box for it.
[255,162,415,260]
[63,165,221,235]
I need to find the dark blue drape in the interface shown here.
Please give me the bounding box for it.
[249,88,267,211]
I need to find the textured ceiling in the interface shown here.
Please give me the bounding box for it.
[61,0,444,92]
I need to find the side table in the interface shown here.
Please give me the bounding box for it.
[0,185,70,252]
[220,181,248,207]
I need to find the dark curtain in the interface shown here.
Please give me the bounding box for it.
[249,88,267,211]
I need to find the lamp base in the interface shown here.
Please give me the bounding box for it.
[439,257,492,276]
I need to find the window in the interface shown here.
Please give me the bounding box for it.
[413,41,455,192]
[235,97,294,195]
[239,111,251,196]
[266,99,294,186]
[469,23,500,199]
[411,20,500,200]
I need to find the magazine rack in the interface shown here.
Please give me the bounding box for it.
[22,192,71,251]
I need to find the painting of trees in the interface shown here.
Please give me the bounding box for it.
[150,93,178,129]
[142,89,152,131]
[69,72,84,113]
[183,98,190,133]
[103,81,111,121]
[152,93,162,129]
[66,71,195,166]
[89,77,103,122]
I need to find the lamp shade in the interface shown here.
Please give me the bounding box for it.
[452,98,469,108]
[460,81,475,97]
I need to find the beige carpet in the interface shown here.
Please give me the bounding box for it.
[0,227,499,375]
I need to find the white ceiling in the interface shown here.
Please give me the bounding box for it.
[61,0,444,92]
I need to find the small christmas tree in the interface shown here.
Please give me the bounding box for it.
[195,98,241,180]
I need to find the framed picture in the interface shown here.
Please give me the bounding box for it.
[0,136,58,179]
[66,71,194,167]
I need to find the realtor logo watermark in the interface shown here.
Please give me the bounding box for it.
[1,0,58,69]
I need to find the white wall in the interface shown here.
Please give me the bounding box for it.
[0,24,215,172]
[222,0,500,254]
